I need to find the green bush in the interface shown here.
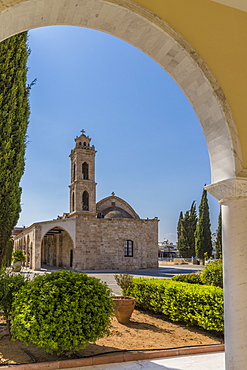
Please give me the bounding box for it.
[172,273,203,285]
[200,260,223,288]
[114,274,133,295]
[0,268,29,333]
[12,250,26,263]
[126,278,224,332]
[11,270,114,354]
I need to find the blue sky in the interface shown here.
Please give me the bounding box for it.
[17,25,219,243]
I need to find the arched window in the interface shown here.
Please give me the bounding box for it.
[70,249,73,268]
[82,162,89,180]
[82,191,89,211]
[72,192,75,211]
[73,163,76,181]
[124,240,133,257]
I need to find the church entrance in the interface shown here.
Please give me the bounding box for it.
[41,227,74,269]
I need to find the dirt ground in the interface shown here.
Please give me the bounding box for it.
[0,309,223,365]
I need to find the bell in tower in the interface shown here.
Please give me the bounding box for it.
[69,130,97,215]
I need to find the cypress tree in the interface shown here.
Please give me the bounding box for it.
[187,201,197,257]
[195,188,212,260]
[215,207,222,259]
[178,211,189,257]
[0,32,30,265]
[177,211,183,254]
[177,202,197,258]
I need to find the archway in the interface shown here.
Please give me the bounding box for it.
[41,226,74,268]
[0,0,242,184]
[0,1,245,369]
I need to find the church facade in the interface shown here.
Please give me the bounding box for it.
[13,131,159,271]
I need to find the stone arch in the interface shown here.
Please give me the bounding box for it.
[41,226,74,268]
[0,0,242,184]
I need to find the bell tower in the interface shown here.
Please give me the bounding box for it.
[69,130,97,216]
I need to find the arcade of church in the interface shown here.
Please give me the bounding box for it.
[13,131,159,271]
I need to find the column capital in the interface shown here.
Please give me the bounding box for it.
[205,177,247,203]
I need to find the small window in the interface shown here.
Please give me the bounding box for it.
[124,240,133,257]
[82,162,89,180]
[72,192,75,211]
[70,249,73,268]
[82,191,89,211]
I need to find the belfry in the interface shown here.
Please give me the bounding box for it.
[69,130,97,215]
[13,130,159,271]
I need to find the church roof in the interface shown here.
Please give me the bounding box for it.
[96,195,140,220]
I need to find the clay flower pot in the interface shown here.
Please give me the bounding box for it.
[112,296,136,324]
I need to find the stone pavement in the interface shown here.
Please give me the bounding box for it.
[34,264,205,295]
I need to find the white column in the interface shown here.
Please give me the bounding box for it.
[206,178,247,370]
[33,226,42,270]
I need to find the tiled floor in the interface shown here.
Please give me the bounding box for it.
[67,352,225,370]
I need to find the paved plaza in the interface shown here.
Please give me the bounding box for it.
[36,263,205,295]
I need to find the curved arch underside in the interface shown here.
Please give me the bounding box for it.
[0,0,242,183]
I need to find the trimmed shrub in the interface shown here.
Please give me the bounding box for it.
[200,260,223,288]
[126,278,224,332]
[0,268,29,333]
[11,270,114,354]
[172,273,203,285]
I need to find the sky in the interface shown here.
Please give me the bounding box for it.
[17,25,219,243]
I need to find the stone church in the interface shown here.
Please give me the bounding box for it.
[13,130,159,271]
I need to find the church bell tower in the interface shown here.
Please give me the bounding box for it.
[69,130,97,216]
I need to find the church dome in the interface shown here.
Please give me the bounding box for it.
[104,210,124,219]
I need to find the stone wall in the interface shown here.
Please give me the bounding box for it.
[73,215,158,270]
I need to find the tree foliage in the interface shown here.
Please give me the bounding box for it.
[200,260,223,288]
[0,268,28,333]
[195,188,212,260]
[177,210,183,251]
[0,32,30,265]
[11,270,114,355]
[177,201,197,258]
[215,207,222,259]
[1,239,13,267]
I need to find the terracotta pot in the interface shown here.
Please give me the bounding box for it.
[112,296,136,324]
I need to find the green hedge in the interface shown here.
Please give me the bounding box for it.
[126,278,224,332]
[200,260,223,288]
[172,273,203,285]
